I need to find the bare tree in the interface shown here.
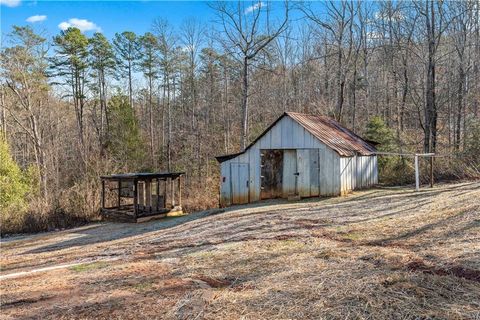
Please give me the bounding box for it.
[1,26,49,197]
[152,18,178,170]
[180,18,205,130]
[302,1,354,122]
[211,1,289,150]
[415,0,449,153]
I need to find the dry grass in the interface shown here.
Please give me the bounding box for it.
[1,181,479,319]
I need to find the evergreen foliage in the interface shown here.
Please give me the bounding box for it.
[465,119,480,165]
[0,135,33,230]
[106,94,146,169]
[51,27,89,79]
[364,116,410,184]
[365,116,395,153]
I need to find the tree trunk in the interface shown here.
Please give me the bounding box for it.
[241,56,249,151]
[424,0,437,153]
[167,73,171,171]
[128,59,133,109]
[149,73,154,167]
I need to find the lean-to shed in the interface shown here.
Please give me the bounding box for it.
[215,112,378,207]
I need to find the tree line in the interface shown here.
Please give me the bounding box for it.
[1,0,479,234]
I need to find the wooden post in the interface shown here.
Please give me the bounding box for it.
[430,157,434,188]
[171,178,175,208]
[138,181,145,207]
[101,180,105,209]
[415,155,420,192]
[145,179,151,212]
[164,179,167,208]
[156,178,160,211]
[178,175,182,207]
[118,179,121,208]
[133,179,138,219]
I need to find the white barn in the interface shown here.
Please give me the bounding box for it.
[216,112,378,206]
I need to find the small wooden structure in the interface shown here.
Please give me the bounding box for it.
[100,172,184,222]
[216,112,378,207]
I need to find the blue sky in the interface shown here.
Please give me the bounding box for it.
[1,1,215,40]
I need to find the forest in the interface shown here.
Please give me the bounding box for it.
[1,0,479,234]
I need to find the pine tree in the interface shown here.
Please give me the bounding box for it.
[152,18,179,171]
[89,32,116,150]
[465,119,480,165]
[139,32,159,166]
[51,27,89,147]
[113,31,140,109]
[107,95,145,169]
[365,116,398,179]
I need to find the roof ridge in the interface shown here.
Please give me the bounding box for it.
[287,112,376,156]
[285,111,326,116]
[216,112,376,162]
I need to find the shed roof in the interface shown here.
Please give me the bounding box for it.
[100,172,185,180]
[215,112,376,162]
[287,112,376,157]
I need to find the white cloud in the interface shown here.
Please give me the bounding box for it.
[245,1,265,14]
[26,15,47,23]
[0,0,21,7]
[58,18,102,33]
[367,31,382,41]
[374,10,404,21]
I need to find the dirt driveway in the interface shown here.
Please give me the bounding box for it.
[1,181,479,319]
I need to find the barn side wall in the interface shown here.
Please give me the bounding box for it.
[340,155,378,195]
[219,116,342,206]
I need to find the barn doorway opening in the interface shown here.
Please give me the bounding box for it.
[261,149,320,200]
[261,149,284,199]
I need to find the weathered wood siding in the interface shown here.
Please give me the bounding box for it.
[282,150,297,197]
[230,162,249,204]
[339,155,378,195]
[220,161,232,206]
[219,116,376,206]
[296,149,310,197]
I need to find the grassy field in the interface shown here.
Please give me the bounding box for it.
[1,181,479,320]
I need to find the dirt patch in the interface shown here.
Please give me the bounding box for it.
[271,234,298,241]
[310,230,355,243]
[193,275,234,288]
[1,295,54,308]
[406,260,480,282]
[363,240,415,250]
[293,218,330,229]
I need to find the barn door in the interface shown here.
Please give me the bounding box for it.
[260,150,283,199]
[297,149,320,197]
[282,150,297,197]
[296,149,310,197]
[230,163,249,204]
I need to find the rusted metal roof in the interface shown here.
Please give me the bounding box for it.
[100,172,185,180]
[286,112,376,156]
[215,112,376,162]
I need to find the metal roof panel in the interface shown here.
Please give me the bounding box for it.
[215,112,376,162]
[287,112,376,156]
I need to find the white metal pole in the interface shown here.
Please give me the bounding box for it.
[415,155,420,192]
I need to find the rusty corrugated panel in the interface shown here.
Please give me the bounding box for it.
[214,112,376,161]
[286,112,376,156]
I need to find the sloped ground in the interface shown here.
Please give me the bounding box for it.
[1,181,479,320]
